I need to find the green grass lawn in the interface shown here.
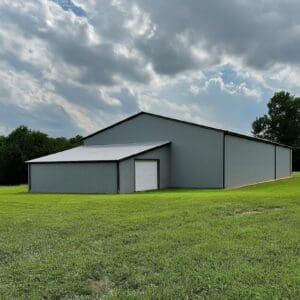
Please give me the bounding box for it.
[0,175,299,299]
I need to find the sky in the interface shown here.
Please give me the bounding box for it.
[1,0,300,137]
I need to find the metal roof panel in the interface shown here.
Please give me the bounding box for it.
[27,141,170,163]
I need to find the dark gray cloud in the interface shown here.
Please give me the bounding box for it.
[0,50,43,79]
[136,35,199,75]
[54,82,139,114]
[62,43,150,86]
[135,0,300,70]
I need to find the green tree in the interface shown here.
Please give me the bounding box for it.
[0,126,83,185]
[252,91,300,170]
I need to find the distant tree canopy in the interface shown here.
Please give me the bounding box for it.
[252,91,300,170]
[0,126,82,185]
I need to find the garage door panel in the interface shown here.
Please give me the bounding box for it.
[135,160,158,191]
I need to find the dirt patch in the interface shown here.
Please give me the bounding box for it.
[237,210,262,216]
[215,206,283,217]
[87,277,114,295]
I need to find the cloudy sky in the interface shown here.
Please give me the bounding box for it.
[1,0,300,137]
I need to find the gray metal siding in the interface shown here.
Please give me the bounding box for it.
[276,146,292,178]
[119,145,170,193]
[85,114,223,188]
[119,159,134,194]
[225,135,275,187]
[30,162,117,193]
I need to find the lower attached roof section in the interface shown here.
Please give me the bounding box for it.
[26,141,170,164]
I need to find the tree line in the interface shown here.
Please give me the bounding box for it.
[0,126,82,185]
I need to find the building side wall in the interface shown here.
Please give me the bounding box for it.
[276,146,292,178]
[119,145,170,193]
[225,135,275,187]
[85,114,224,188]
[30,162,117,193]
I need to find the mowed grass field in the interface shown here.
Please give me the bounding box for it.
[0,175,299,299]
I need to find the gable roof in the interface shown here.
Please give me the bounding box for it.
[26,141,170,164]
[82,111,291,149]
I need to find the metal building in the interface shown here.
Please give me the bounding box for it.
[27,112,292,193]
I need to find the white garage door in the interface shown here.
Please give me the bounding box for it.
[135,160,158,191]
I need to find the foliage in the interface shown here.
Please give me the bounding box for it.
[0,126,82,185]
[252,91,300,170]
[0,175,299,299]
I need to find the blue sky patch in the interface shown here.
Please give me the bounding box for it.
[52,0,86,17]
